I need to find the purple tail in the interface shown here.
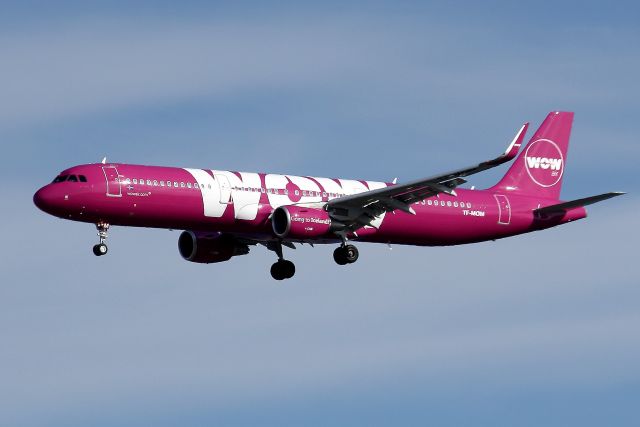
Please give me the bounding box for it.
[491,111,573,200]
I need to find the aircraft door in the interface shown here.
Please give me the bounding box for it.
[494,194,511,225]
[215,174,232,204]
[102,166,122,197]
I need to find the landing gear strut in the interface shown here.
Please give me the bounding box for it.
[333,244,359,265]
[92,222,109,256]
[267,241,295,280]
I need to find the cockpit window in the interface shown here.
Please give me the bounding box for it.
[67,175,78,182]
[52,175,68,183]
[79,175,87,182]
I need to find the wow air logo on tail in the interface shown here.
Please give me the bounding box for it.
[524,138,564,187]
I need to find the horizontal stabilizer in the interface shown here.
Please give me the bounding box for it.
[534,192,625,215]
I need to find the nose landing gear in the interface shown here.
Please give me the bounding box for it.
[92,222,109,256]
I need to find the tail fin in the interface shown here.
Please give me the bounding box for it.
[491,111,573,200]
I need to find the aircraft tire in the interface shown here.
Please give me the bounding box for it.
[333,247,348,265]
[344,245,359,263]
[281,260,295,279]
[271,260,293,280]
[93,243,108,256]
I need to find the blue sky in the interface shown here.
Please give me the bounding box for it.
[1,1,639,426]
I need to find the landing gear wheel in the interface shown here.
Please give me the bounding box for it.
[281,260,295,279]
[344,244,359,263]
[333,245,359,265]
[271,260,295,280]
[93,243,108,256]
[333,247,348,265]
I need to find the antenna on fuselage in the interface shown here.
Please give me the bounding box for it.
[101,157,107,164]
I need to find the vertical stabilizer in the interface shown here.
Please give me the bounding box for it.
[491,111,573,200]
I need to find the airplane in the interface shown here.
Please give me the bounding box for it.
[34,111,624,280]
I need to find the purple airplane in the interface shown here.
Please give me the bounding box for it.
[34,112,623,280]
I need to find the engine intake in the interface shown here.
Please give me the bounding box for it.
[272,205,338,239]
[178,231,249,264]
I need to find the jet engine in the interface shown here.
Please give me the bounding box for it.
[272,205,340,239]
[178,231,249,263]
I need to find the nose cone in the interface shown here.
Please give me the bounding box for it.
[34,185,64,215]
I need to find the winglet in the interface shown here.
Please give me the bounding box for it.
[483,122,529,167]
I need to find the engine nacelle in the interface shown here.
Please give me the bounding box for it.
[272,205,337,239]
[178,231,249,264]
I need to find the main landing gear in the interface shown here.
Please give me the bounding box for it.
[92,222,109,256]
[267,241,295,281]
[333,244,359,265]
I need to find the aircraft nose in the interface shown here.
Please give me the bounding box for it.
[33,185,62,214]
[34,186,50,211]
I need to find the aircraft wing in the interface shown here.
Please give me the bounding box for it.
[326,122,529,231]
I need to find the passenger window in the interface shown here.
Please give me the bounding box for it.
[180,182,185,188]
[447,201,452,207]
[133,179,137,184]
[466,202,472,208]
[160,181,165,187]
[67,175,78,182]
[187,183,192,188]
[146,180,151,185]
[152,180,157,186]
[79,175,87,182]
[208,184,211,189]
[294,190,299,196]
[454,201,458,207]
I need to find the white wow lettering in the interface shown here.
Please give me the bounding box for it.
[185,169,388,221]
[526,157,563,170]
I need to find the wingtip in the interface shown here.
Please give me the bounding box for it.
[503,122,528,158]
